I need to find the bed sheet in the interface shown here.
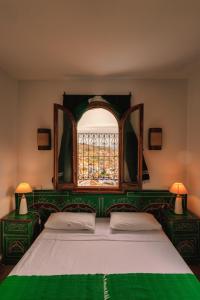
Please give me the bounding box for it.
[11,218,191,276]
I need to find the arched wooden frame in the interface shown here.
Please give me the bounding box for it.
[75,101,121,192]
[53,102,144,192]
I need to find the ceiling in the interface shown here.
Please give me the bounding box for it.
[0,0,200,80]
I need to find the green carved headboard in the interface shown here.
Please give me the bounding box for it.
[15,190,182,222]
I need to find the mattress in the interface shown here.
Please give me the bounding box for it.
[11,218,191,276]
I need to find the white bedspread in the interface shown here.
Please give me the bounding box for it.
[11,218,191,276]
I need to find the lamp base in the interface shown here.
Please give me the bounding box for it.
[174,195,183,215]
[19,194,28,215]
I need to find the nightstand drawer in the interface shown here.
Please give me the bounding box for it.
[173,235,199,259]
[1,211,39,264]
[162,210,200,263]
[173,221,199,233]
[4,236,29,258]
[4,221,28,234]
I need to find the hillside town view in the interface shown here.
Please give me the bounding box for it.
[77,133,119,186]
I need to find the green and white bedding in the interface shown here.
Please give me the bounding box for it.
[1,273,200,299]
[1,218,200,299]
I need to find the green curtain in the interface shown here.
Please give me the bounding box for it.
[58,94,149,184]
[63,94,130,120]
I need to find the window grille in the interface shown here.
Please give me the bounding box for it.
[78,133,119,186]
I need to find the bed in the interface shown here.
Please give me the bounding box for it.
[1,217,200,299]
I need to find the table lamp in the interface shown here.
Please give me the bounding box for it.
[15,182,32,215]
[169,182,188,215]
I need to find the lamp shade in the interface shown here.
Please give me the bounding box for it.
[169,182,188,195]
[15,182,32,194]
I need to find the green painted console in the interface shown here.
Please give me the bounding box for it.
[162,210,200,263]
[1,212,39,264]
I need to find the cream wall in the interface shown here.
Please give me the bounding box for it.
[187,70,200,217]
[0,68,18,218]
[18,78,187,190]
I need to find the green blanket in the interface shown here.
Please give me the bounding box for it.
[0,273,200,300]
[106,273,200,300]
[0,274,103,300]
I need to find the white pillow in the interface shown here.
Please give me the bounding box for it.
[110,212,162,231]
[44,212,96,231]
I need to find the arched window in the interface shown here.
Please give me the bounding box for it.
[77,108,119,187]
[53,96,146,192]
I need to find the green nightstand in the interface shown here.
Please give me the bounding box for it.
[162,210,200,263]
[1,211,39,265]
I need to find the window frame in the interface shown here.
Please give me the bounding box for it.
[53,103,77,190]
[121,103,144,190]
[53,102,143,192]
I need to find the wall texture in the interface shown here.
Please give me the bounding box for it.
[187,70,200,217]
[0,68,18,218]
[18,78,187,190]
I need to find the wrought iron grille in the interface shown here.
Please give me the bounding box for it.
[78,133,119,186]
